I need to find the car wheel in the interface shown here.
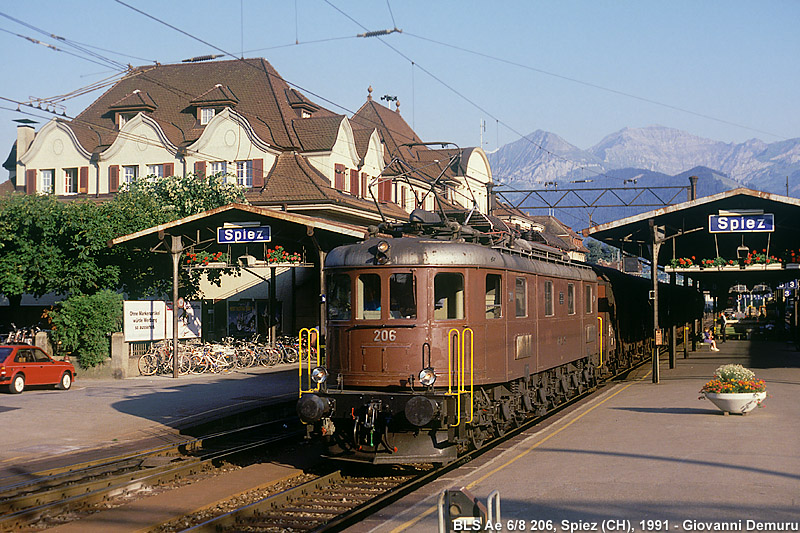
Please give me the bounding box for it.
[10,374,25,394]
[57,372,72,390]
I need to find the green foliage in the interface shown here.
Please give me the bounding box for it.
[584,238,616,264]
[47,290,123,368]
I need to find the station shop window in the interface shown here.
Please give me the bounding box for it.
[327,274,351,320]
[485,274,502,319]
[567,283,576,315]
[515,277,527,317]
[544,280,554,317]
[434,273,464,320]
[357,274,381,320]
[389,273,416,319]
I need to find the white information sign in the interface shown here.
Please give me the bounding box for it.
[124,301,166,342]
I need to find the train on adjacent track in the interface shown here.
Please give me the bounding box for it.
[297,209,703,464]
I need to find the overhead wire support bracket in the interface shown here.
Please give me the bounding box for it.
[357,28,402,38]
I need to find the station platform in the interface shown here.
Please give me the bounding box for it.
[349,339,800,532]
[0,364,298,472]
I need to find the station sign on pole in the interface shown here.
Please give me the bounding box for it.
[217,222,272,244]
[708,212,774,233]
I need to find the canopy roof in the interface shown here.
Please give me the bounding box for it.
[584,188,800,288]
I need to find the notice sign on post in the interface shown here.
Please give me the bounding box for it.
[124,301,166,342]
[217,225,272,244]
[709,213,774,233]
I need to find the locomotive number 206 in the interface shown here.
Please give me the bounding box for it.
[373,329,397,342]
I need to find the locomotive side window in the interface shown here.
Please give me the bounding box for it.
[515,277,527,317]
[585,285,594,314]
[389,273,417,319]
[544,280,554,316]
[327,274,352,320]
[357,274,382,319]
[567,283,576,315]
[485,274,502,319]
[434,272,464,320]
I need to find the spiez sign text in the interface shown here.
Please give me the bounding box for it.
[217,225,272,243]
[708,214,774,233]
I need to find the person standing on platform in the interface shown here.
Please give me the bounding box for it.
[718,312,727,342]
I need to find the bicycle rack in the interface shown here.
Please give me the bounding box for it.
[298,327,321,397]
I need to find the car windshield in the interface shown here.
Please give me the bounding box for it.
[0,347,12,361]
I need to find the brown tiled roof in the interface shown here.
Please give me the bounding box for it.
[291,115,345,152]
[70,58,338,153]
[245,151,408,222]
[351,99,422,164]
[190,84,239,106]
[108,90,158,112]
[0,179,16,196]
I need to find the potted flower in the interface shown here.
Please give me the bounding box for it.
[699,364,766,415]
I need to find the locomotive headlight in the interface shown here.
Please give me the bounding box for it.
[418,367,436,387]
[311,366,329,384]
[375,240,391,265]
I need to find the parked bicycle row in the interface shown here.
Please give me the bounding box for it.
[137,335,316,376]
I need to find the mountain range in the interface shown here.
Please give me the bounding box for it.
[487,126,800,197]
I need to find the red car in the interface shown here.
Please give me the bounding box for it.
[0,344,76,393]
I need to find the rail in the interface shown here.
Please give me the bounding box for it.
[447,327,474,427]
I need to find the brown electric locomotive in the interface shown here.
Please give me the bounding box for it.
[297,211,701,464]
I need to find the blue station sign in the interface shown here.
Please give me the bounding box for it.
[708,213,774,233]
[217,225,272,244]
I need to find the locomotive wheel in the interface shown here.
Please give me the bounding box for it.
[468,425,487,450]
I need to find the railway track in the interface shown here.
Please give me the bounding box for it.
[167,357,656,532]
[0,401,302,531]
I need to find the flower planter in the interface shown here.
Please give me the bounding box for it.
[703,391,766,415]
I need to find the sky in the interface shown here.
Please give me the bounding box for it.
[1,0,798,174]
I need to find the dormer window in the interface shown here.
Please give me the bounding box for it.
[301,110,311,119]
[118,112,135,128]
[200,108,216,125]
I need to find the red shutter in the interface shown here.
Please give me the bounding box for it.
[350,169,359,196]
[109,165,119,193]
[361,173,368,198]
[334,164,345,190]
[79,166,89,194]
[379,178,391,203]
[252,158,263,188]
[26,169,36,194]
[194,161,206,179]
[164,163,174,177]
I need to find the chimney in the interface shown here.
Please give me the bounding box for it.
[15,125,36,188]
[688,175,698,201]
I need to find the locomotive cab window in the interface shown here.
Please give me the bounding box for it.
[327,274,351,320]
[544,280,554,316]
[485,274,502,319]
[515,277,527,317]
[389,273,416,319]
[567,283,576,315]
[434,272,464,320]
[585,285,594,314]
[357,274,381,319]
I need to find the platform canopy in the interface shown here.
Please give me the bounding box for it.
[108,202,367,254]
[583,188,800,288]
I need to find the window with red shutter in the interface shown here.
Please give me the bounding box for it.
[350,169,359,196]
[334,164,345,190]
[361,173,367,198]
[109,165,120,193]
[194,161,206,179]
[252,158,264,188]
[26,169,36,194]
[79,166,89,194]
[164,163,174,177]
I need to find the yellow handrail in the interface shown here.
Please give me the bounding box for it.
[597,316,603,367]
[446,327,474,427]
[298,327,320,398]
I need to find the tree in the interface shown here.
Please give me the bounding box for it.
[585,238,616,264]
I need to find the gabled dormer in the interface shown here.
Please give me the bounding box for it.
[190,84,239,125]
[108,89,158,129]
[285,88,320,119]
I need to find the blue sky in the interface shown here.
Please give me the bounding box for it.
[1,0,798,171]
